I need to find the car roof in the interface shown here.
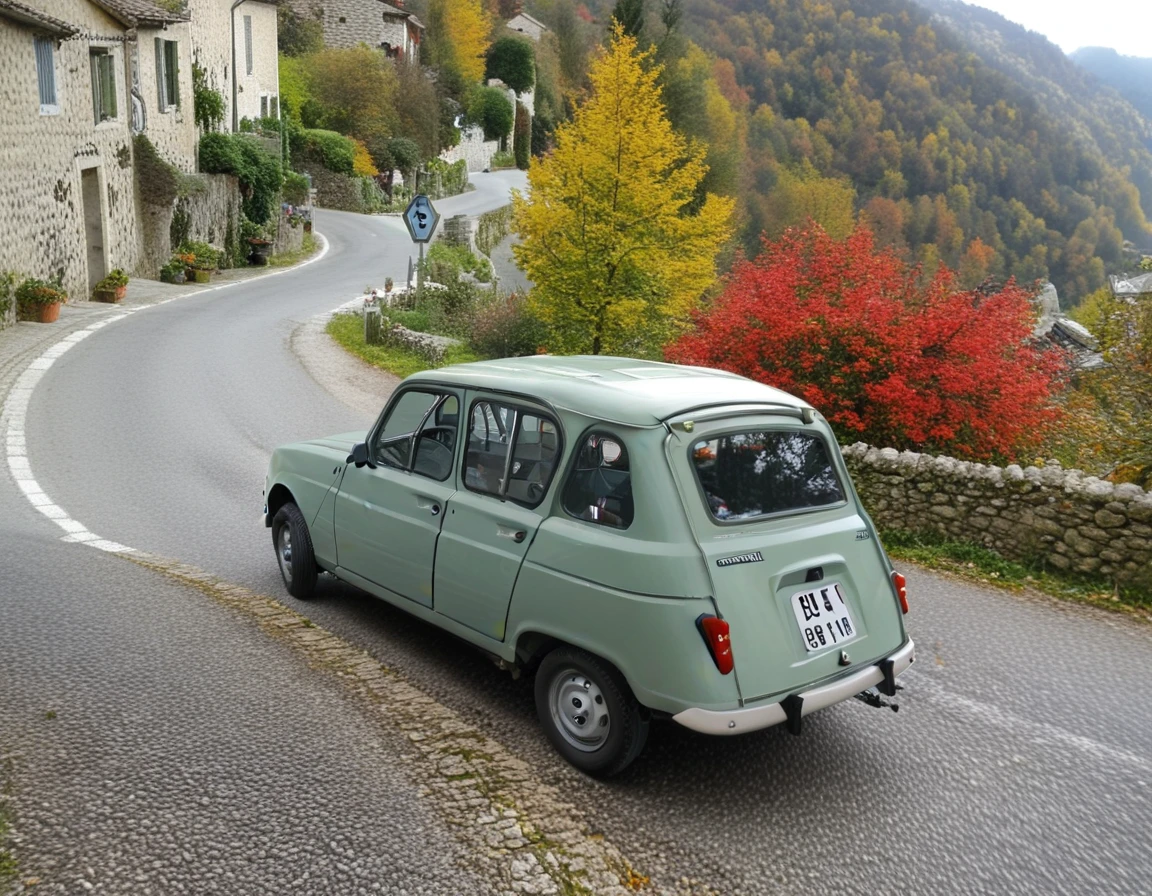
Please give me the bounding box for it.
[406,356,808,426]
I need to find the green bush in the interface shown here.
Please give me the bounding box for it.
[490,150,516,169]
[299,128,355,174]
[427,243,492,283]
[282,170,309,205]
[198,133,283,224]
[192,62,225,132]
[485,37,535,94]
[466,86,514,141]
[178,240,221,270]
[388,137,421,173]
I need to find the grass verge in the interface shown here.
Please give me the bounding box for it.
[0,755,17,888]
[881,528,1150,616]
[268,232,319,268]
[326,311,479,378]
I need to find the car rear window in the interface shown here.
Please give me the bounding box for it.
[690,431,845,521]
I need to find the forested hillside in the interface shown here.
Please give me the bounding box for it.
[526,0,1152,304]
[1070,47,1152,123]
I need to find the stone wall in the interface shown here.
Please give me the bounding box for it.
[843,444,1152,590]
[441,125,498,173]
[137,173,241,275]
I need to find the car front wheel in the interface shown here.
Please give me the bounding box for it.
[534,646,649,777]
[271,502,318,600]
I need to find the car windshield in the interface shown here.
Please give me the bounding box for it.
[690,430,845,521]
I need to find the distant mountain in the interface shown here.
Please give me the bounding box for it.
[1070,47,1152,123]
[533,0,1152,300]
[917,0,1152,202]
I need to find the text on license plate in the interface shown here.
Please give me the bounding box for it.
[790,582,856,653]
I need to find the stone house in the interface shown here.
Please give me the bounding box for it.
[506,11,547,42]
[186,0,280,130]
[0,0,195,304]
[291,0,422,60]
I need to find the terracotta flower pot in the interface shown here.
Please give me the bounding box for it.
[187,268,212,284]
[93,285,126,303]
[37,302,62,323]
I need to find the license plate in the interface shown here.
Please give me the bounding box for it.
[790,582,857,653]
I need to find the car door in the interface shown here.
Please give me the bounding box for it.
[432,397,562,640]
[334,388,460,608]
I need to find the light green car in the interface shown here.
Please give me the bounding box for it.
[264,356,914,776]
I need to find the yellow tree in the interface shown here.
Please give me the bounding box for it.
[428,0,491,84]
[512,28,734,356]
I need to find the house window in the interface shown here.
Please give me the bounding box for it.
[90,48,117,123]
[244,15,253,75]
[155,38,180,111]
[35,36,58,114]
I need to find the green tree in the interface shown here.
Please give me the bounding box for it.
[467,86,514,141]
[512,27,734,356]
[612,0,647,42]
[486,36,535,94]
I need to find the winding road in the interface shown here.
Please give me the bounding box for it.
[3,170,1151,895]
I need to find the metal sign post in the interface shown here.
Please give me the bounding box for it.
[403,194,440,301]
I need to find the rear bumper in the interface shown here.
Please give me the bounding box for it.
[672,638,915,735]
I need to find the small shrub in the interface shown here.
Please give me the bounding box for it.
[490,150,516,169]
[179,241,221,270]
[282,170,309,205]
[470,291,547,358]
[192,62,225,132]
[299,128,356,175]
[95,268,129,289]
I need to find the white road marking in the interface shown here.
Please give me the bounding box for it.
[1,234,329,555]
[904,668,1152,773]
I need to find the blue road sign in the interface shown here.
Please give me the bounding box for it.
[403,194,440,243]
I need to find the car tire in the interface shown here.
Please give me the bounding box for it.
[534,646,649,777]
[271,502,318,600]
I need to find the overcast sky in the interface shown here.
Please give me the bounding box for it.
[969,0,1151,57]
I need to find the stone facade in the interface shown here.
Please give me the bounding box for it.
[292,0,422,59]
[1,0,140,300]
[843,444,1152,591]
[187,0,279,131]
[440,125,498,174]
[134,22,197,171]
[506,12,547,42]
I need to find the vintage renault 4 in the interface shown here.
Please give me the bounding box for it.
[264,356,913,776]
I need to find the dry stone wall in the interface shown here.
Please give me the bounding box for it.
[843,444,1152,591]
[136,174,241,275]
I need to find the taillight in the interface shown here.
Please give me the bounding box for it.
[696,614,734,674]
[892,571,909,614]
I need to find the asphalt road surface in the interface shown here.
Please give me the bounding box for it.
[10,171,1152,894]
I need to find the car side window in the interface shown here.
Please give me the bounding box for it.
[562,433,633,529]
[373,389,458,481]
[464,400,560,507]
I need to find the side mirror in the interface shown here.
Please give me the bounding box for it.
[347,442,377,469]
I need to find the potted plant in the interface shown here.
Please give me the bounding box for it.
[92,268,129,303]
[16,277,67,323]
[159,258,187,284]
[180,242,219,283]
[247,232,274,266]
[384,277,394,293]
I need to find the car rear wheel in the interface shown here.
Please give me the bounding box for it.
[534,646,648,777]
[272,502,318,600]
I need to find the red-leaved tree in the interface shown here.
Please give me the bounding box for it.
[667,225,1069,461]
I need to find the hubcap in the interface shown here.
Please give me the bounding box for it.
[277,526,293,584]
[548,668,610,752]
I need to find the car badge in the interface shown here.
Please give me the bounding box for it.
[855,530,871,540]
[716,551,764,568]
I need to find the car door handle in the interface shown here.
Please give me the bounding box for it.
[498,527,526,543]
[415,497,441,516]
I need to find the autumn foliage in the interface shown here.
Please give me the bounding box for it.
[667,226,1069,461]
